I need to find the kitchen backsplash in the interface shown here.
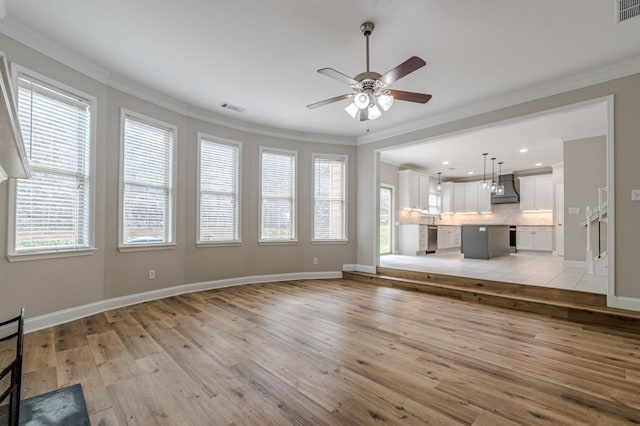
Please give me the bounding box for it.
[429,203,553,226]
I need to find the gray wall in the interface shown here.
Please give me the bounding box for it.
[379,161,400,254]
[0,33,357,318]
[357,73,640,299]
[563,137,606,262]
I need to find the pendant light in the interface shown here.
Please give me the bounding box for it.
[436,172,442,191]
[481,153,488,189]
[496,162,505,196]
[489,157,497,193]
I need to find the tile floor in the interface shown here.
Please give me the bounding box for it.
[379,251,607,294]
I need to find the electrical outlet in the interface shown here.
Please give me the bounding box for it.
[313,257,319,265]
[568,207,581,215]
[148,270,156,280]
[632,189,640,201]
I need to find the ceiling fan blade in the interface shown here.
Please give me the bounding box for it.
[359,107,369,121]
[379,56,426,86]
[306,94,353,109]
[317,68,358,85]
[387,90,432,104]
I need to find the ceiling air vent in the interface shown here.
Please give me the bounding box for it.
[618,0,640,22]
[220,102,246,113]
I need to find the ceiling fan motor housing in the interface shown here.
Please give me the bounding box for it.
[360,21,374,36]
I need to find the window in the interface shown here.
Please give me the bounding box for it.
[120,110,176,248]
[260,148,296,241]
[428,192,442,215]
[10,72,94,257]
[313,155,347,241]
[198,135,241,243]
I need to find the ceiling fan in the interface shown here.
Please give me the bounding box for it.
[307,21,432,121]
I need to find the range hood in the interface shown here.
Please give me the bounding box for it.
[491,174,519,204]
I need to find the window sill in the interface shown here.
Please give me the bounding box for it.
[311,240,349,245]
[196,241,242,248]
[118,243,176,253]
[258,240,298,246]
[7,247,97,262]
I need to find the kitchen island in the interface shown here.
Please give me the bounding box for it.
[461,225,510,259]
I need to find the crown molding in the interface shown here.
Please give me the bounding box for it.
[357,55,640,145]
[0,17,357,146]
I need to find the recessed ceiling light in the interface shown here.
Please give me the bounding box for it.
[467,171,474,175]
[520,148,528,153]
[535,162,542,167]
[442,161,449,165]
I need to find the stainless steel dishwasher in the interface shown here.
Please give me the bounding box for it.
[427,225,438,254]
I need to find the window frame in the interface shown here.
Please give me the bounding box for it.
[258,146,298,244]
[7,65,97,262]
[118,108,177,252]
[311,153,348,243]
[196,133,242,246]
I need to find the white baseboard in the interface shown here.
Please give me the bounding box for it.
[342,264,377,274]
[25,271,342,333]
[564,260,586,268]
[607,295,640,312]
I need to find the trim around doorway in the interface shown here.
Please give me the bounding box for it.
[373,95,627,310]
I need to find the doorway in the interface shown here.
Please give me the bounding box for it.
[379,186,393,255]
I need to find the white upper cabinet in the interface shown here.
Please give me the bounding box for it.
[464,182,479,213]
[419,175,430,210]
[453,182,466,212]
[478,184,492,213]
[448,181,490,213]
[534,175,553,210]
[399,170,431,211]
[519,174,553,211]
[441,182,454,213]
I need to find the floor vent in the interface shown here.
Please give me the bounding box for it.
[221,102,246,113]
[618,0,640,22]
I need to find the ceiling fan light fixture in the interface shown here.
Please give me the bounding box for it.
[354,92,370,109]
[377,94,394,111]
[307,22,430,122]
[368,104,382,120]
[344,102,359,118]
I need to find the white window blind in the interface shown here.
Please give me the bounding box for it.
[13,75,92,253]
[313,155,346,240]
[121,113,175,245]
[199,137,240,242]
[260,149,296,241]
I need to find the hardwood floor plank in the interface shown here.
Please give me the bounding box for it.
[21,367,58,399]
[19,278,640,425]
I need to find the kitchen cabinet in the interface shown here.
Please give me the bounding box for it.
[450,181,489,213]
[516,226,553,251]
[464,182,479,213]
[437,226,461,250]
[477,184,492,213]
[419,175,430,211]
[441,182,454,213]
[453,182,466,212]
[399,224,429,255]
[399,170,430,211]
[519,175,553,211]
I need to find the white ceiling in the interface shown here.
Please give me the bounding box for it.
[381,102,607,179]
[3,1,639,139]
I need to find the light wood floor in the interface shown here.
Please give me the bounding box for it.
[16,279,640,425]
